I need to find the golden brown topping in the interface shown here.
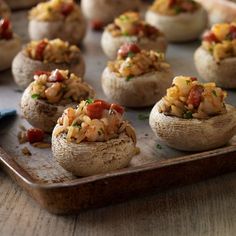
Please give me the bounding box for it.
[202,22,236,62]
[31,69,94,104]
[159,76,227,119]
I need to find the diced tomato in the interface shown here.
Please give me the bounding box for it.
[0,18,13,40]
[110,103,124,115]
[86,102,105,119]
[227,25,236,40]
[180,2,195,12]
[91,20,104,31]
[48,69,65,82]
[118,43,141,58]
[190,77,197,82]
[35,40,48,61]
[27,128,44,144]
[144,24,159,37]
[61,3,74,17]
[169,0,177,7]
[93,99,111,110]
[203,31,219,43]
[34,70,51,76]
[186,85,204,108]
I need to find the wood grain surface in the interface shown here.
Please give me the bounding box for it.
[1,169,236,236]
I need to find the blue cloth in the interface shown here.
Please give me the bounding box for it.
[0,109,16,120]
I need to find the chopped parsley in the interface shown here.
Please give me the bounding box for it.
[31,94,40,99]
[119,15,129,21]
[138,113,150,120]
[185,80,191,85]
[125,75,133,81]
[123,32,129,36]
[174,6,182,14]
[212,90,217,97]
[85,98,94,104]
[156,144,162,150]
[183,111,193,119]
[127,52,135,58]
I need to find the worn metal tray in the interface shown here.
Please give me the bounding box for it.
[0,11,236,214]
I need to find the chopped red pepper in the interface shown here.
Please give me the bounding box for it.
[35,40,48,61]
[203,31,219,43]
[27,128,44,144]
[187,85,204,108]
[34,70,51,76]
[190,77,197,82]
[0,18,13,40]
[48,69,65,82]
[169,0,177,7]
[110,103,124,115]
[118,43,141,58]
[86,100,124,119]
[91,20,104,31]
[61,3,74,17]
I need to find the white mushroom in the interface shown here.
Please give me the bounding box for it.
[81,0,141,26]
[145,6,207,42]
[0,34,21,71]
[101,67,173,107]
[21,80,95,133]
[101,29,167,59]
[12,50,85,89]
[194,46,236,89]
[149,100,236,151]
[29,19,86,45]
[52,131,137,176]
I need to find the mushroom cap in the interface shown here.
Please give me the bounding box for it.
[81,0,141,25]
[101,67,173,107]
[52,130,136,176]
[12,50,85,89]
[101,29,167,59]
[21,82,95,133]
[28,19,86,45]
[0,34,21,71]
[196,0,236,25]
[149,100,236,152]
[145,7,208,42]
[194,46,236,89]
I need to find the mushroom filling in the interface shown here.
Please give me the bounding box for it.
[0,18,13,40]
[53,99,136,144]
[158,76,227,119]
[25,38,81,63]
[202,22,236,62]
[150,0,199,16]
[106,11,162,39]
[31,69,94,105]
[108,43,170,80]
[29,0,83,21]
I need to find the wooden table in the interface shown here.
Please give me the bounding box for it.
[1,170,236,236]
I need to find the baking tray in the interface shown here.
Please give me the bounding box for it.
[1,11,236,214]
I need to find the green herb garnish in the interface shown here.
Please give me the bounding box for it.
[125,75,133,81]
[138,113,150,120]
[119,15,129,21]
[185,80,191,85]
[31,94,40,99]
[123,31,129,36]
[212,90,217,97]
[85,98,94,104]
[174,6,182,14]
[127,52,135,58]
[156,144,162,149]
[183,111,193,119]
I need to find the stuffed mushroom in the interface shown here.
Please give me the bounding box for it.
[101,11,167,59]
[12,38,85,89]
[52,99,137,176]
[28,0,86,45]
[21,69,95,133]
[149,76,236,151]
[101,43,173,107]
[194,22,236,88]
[5,0,44,10]
[0,18,21,71]
[0,0,11,18]
[81,0,141,30]
[145,0,207,42]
